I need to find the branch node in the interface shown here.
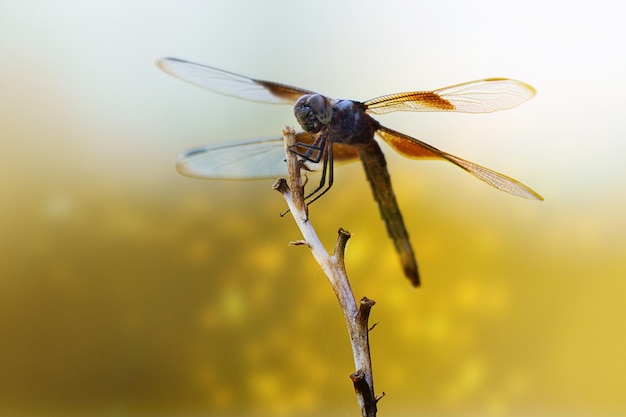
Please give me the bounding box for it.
[289,239,310,247]
[357,297,376,328]
[350,368,366,383]
[272,178,290,194]
[332,228,351,271]
[350,369,378,417]
[375,392,386,403]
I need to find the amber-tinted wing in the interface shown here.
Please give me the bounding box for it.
[157,57,314,104]
[364,78,536,114]
[376,125,543,200]
[177,132,359,180]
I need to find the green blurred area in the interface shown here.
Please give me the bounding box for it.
[1,1,625,416]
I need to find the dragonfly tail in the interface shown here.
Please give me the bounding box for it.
[358,142,420,287]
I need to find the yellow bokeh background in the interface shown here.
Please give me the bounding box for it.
[1,1,625,416]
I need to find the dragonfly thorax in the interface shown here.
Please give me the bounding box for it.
[325,99,379,146]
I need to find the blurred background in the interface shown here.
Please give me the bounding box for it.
[1,0,625,416]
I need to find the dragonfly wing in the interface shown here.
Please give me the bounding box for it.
[157,57,314,104]
[176,132,359,180]
[365,78,536,114]
[376,125,543,200]
[177,131,361,180]
[177,137,292,180]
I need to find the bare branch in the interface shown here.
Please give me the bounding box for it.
[274,126,379,417]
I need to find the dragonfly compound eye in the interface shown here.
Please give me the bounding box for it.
[294,94,332,134]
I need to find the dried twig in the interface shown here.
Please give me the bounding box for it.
[273,126,380,417]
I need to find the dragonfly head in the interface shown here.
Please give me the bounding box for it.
[294,94,333,134]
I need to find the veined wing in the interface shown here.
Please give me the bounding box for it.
[156,57,314,104]
[176,133,360,180]
[364,78,536,114]
[177,137,290,180]
[376,125,543,200]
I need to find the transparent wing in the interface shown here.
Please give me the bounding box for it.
[365,78,536,114]
[376,125,543,200]
[156,57,314,104]
[176,133,360,180]
[177,137,293,180]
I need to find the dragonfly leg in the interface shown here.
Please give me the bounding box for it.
[281,133,336,208]
[304,144,335,205]
[289,135,325,163]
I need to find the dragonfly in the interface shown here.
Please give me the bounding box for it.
[157,57,542,287]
